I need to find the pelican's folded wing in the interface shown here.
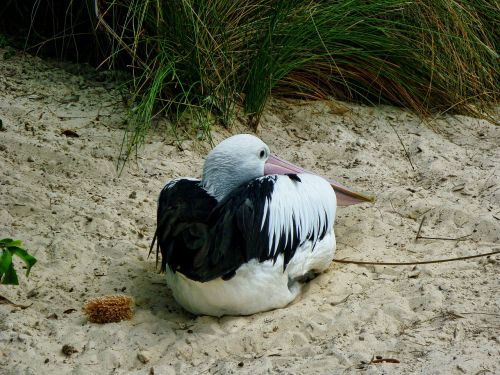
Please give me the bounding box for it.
[151,178,217,274]
[190,174,336,282]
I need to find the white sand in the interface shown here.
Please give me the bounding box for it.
[0,50,499,375]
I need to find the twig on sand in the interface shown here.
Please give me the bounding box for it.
[400,310,464,336]
[416,233,473,241]
[0,295,32,309]
[415,214,474,241]
[457,312,500,317]
[415,215,426,240]
[332,250,500,266]
[388,122,415,171]
[370,356,400,364]
[330,294,352,306]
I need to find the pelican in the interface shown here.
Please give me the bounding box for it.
[151,134,371,316]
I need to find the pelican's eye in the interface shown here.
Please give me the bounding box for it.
[259,150,266,159]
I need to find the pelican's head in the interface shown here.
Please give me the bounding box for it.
[202,133,373,204]
[202,134,270,201]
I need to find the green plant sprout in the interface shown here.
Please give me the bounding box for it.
[0,238,37,285]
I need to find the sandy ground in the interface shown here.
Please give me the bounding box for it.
[0,49,499,375]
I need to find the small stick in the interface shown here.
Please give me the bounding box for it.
[370,358,400,364]
[416,233,473,241]
[0,295,32,309]
[458,312,500,317]
[332,250,500,266]
[415,214,473,241]
[415,215,426,241]
[389,122,415,171]
[330,294,352,306]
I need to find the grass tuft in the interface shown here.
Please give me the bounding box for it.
[94,0,497,154]
[3,1,498,154]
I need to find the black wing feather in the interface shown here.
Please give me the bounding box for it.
[151,179,217,274]
[152,175,325,283]
[188,176,278,281]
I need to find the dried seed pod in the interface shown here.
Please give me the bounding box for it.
[83,295,134,324]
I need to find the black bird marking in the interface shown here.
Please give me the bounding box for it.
[150,179,217,274]
[286,174,301,182]
[151,175,328,283]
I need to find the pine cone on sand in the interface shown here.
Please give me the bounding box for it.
[84,295,134,323]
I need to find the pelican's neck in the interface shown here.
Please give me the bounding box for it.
[201,168,245,202]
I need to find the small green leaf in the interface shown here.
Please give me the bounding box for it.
[1,263,19,285]
[0,239,36,283]
[0,249,12,274]
[6,240,22,248]
[12,247,37,277]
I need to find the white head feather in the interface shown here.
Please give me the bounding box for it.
[202,134,270,201]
